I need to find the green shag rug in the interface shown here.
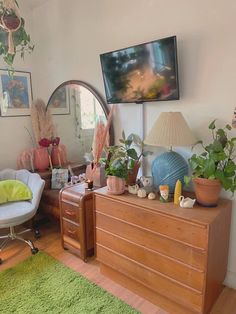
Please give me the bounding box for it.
[0,252,139,314]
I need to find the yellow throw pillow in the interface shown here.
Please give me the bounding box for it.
[0,180,32,205]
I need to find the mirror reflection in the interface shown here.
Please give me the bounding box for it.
[47,81,109,163]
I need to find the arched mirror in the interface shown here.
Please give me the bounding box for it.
[47,80,114,164]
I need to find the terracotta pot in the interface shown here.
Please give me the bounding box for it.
[107,175,125,195]
[126,161,140,186]
[193,177,221,207]
[34,147,49,171]
[51,146,64,167]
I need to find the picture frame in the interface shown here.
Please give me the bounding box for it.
[51,168,69,189]
[47,85,70,115]
[0,69,33,117]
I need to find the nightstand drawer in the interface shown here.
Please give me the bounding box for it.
[96,196,208,249]
[61,201,80,222]
[62,219,80,242]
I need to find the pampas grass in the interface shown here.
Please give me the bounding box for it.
[89,106,115,180]
[31,99,56,144]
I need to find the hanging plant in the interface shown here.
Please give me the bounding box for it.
[0,0,34,69]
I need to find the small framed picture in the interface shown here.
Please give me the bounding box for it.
[48,85,70,115]
[51,168,69,189]
[0,69,33,117]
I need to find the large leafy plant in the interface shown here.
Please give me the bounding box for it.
[105,158,128,179]
[103,131,152,179]
[0,1,34,68]
[185,120,236,193]
[115,131,152,170]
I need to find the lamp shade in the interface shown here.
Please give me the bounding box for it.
[144,112,196,147]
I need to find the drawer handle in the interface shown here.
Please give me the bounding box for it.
[67,229,76,236]
[65,209,76,217]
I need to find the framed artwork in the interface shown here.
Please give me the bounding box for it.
[0,69,33,117]
[51,168,69,189]
[48,85,70,115]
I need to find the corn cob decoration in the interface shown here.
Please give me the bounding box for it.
[174,180,182,205]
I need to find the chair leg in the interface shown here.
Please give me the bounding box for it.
[0,227,39,264]
[0,238,11,251]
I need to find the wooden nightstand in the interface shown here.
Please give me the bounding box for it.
[38,163,86,220]
[59,183,95,261]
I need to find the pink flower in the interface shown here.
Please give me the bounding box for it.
[39,138,52,147]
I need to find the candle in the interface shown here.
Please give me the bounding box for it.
[174,180,182,205]
[87,180,93,190]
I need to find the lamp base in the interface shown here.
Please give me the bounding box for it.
[151,151,188,194]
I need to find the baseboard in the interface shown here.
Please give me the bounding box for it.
[224,271,236,289]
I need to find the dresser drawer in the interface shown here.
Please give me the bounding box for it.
[97,246,203,313]
[62,219,80,242]
[96,196,208,249]
[96,212,206,271]
[96,229,205,292]
[61,201,80,222]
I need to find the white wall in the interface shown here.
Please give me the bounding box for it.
[1,0,236,288]
[0,0,34,169]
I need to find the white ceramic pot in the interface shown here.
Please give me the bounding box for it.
[107,176,125,195]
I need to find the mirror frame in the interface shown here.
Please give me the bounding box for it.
[47,80,114,145]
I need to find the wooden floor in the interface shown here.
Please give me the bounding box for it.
[1,222,236,314]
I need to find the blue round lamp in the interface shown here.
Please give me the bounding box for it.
[144,112,196,194]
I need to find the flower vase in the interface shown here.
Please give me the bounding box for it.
[34,147,50,171]
[51,146,62,167]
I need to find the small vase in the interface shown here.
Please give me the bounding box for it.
[107,175,125,195]
[34,147,50,171]
[126,161,140,186]
[51,146,62,167]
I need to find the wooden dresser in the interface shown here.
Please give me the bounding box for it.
[59,183,94,261]
[94,187,232,314]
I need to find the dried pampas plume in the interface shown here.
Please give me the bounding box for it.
[31,99,56,143]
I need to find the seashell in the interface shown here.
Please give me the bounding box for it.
[137,188,147,198]
[128,184,139,195]
[148,192,156,200]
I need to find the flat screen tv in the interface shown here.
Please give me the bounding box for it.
[100,36,179,104]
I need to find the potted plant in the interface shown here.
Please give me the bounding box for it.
[0,1,34,68]
[185,120,236,206]
[105,157,128,195]
[118,131,152,185]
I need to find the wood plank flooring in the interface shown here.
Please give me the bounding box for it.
[0,222,236,314]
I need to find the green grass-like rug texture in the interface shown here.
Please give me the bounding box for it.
[0,252,139,314]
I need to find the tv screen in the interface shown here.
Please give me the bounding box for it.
[100,36,179,104]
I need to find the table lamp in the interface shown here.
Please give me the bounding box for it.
[144,112,196,193]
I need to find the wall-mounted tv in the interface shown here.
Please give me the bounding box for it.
[100,36,179,104]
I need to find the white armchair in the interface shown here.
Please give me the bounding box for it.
[0,169,45,264]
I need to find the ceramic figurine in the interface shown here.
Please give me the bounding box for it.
[179,196,196,208]
[148,192,156,200]
[139,176,153,193]
[174,180,182,205]
[128,184,139,195]
[159,185,170,202]
[137,188,147,198]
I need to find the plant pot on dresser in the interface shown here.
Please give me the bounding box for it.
[94,187,232,314]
